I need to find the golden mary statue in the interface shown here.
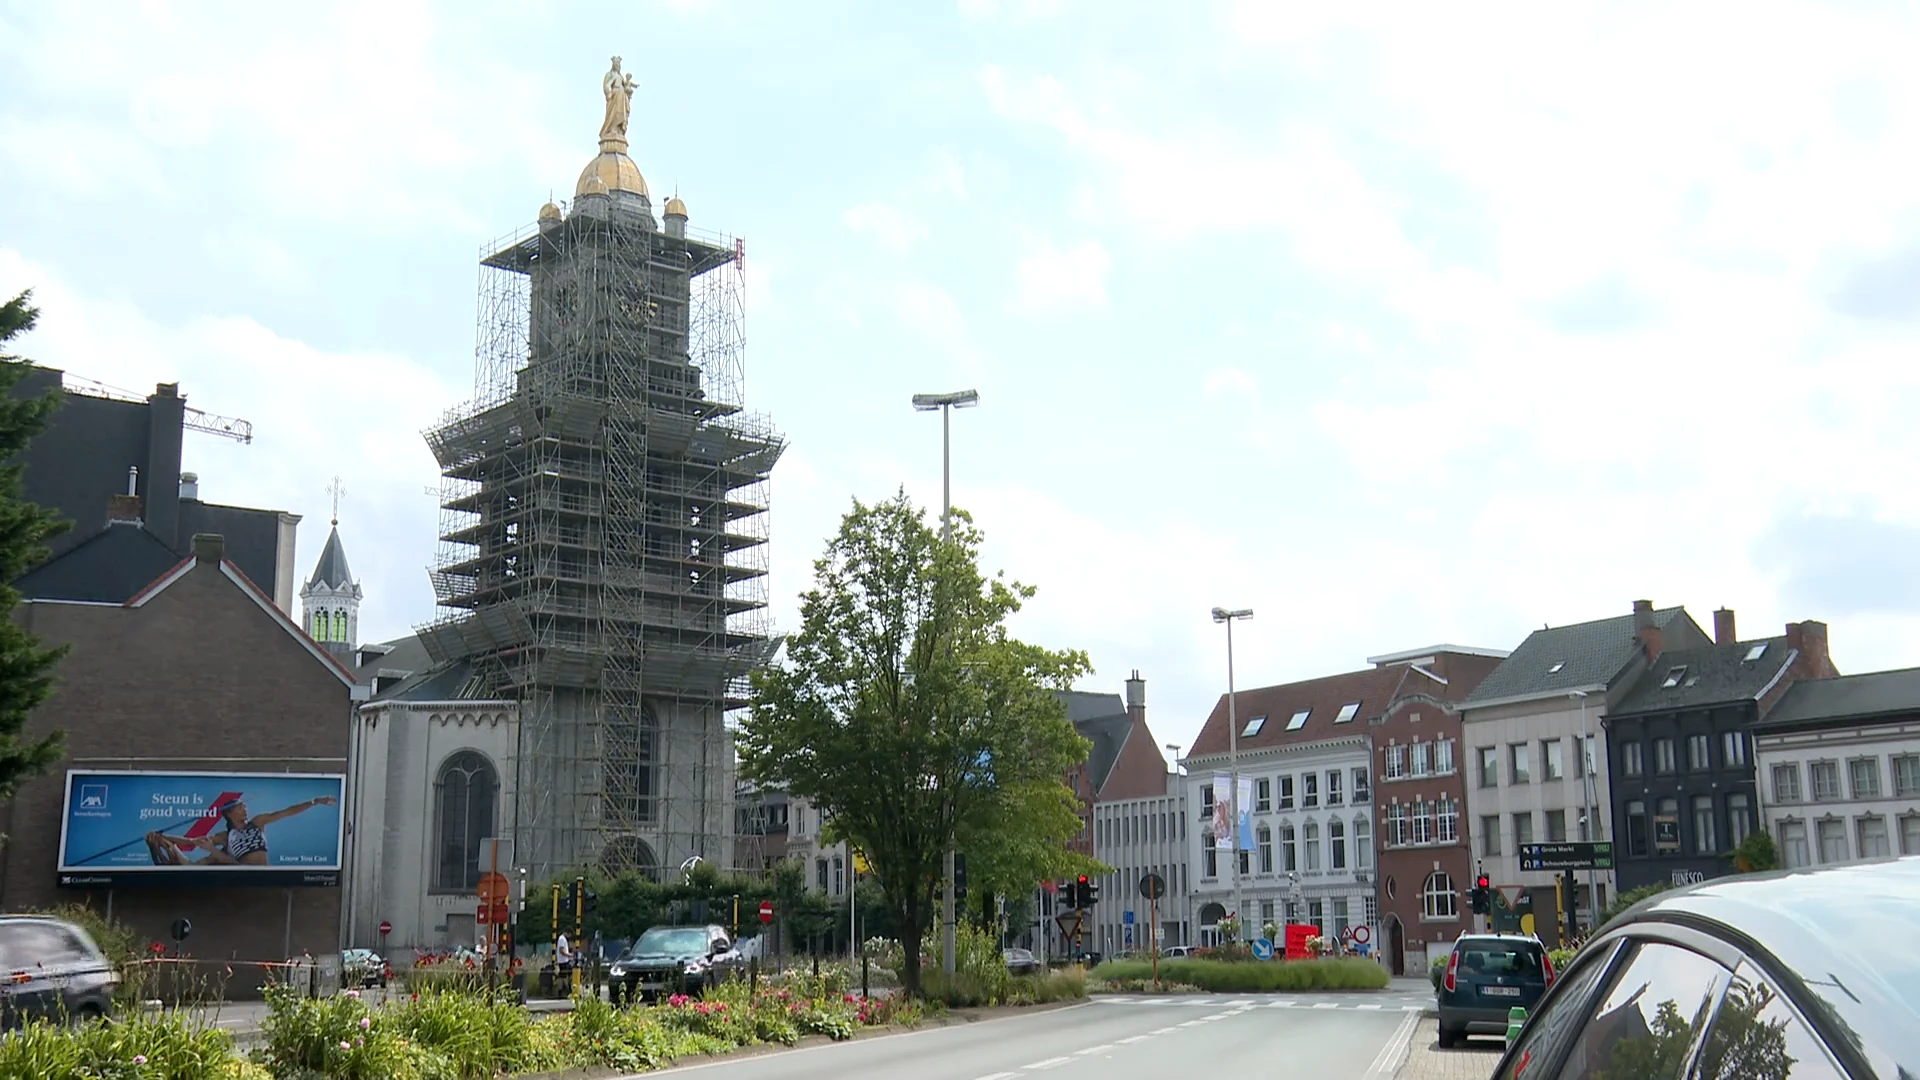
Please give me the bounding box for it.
[601,56,637,148]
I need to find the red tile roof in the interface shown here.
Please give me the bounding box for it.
[1187,666,1411,759]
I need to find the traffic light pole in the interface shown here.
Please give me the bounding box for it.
[573,876,585,995]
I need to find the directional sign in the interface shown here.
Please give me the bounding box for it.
[1518,841,1615,872]
[1123,910,1135,926]
[1251,937,1275,960]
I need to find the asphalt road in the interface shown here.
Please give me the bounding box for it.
[636,996,1424,1080]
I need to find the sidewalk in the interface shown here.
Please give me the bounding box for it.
[1392,1017,1504,1080]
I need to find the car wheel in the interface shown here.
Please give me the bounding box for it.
[71,1003,107,1027]
[1436,1025,1460,1049]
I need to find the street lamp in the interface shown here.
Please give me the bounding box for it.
[1212,606,1253,942]
[1164,743,1185,776]
[1571,690,1600,931]
[914,388,979,976]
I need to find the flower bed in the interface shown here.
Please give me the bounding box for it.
[0,980,927,1080]
[1089,956,1388,993]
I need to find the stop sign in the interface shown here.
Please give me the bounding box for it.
[379,921,392,936]
[758,900,774,924]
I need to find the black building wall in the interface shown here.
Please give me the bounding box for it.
[1606,702,1762,892]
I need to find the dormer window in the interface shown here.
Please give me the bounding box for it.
[1286,709,1311,731]
[1334,702,1361,724]
[1662,666,1688,689]
[1242,715,1268,737]
[1744,643,1767,662]
[1548,661,1565,674]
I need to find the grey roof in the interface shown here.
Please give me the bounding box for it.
[14,521,183,603]
[306,525,354,589]
[1608,637,1793,717]
[1758,666,1920,729]
[1464,607,1691,706]
[1056,690,1130,794]
[1058,690,1125,722]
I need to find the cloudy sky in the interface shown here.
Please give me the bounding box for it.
[5,0,1919,758]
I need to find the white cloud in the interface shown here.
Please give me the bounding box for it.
[1010,235,1109,312]
[842,203,929,253]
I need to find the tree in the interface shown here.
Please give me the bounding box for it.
[0,290,69,808]
[736,491,1092,997]
[1730,830,1779,874]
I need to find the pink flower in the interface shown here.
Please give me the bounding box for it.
[339,1040,351,1050]
[133,1056,147,1066]
[359,1016,371,1029]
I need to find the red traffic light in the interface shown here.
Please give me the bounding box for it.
[1077,875,1090,885]
[1477,875,1491,890]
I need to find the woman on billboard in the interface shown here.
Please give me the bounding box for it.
[143,795,337,866]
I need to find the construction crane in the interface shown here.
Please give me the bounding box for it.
[60,374,254,444]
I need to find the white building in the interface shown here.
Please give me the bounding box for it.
[1181,668,1398,949]
[1090,783,1190,954]
[1755,667,1920,866]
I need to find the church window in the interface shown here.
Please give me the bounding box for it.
[433,751,499,892]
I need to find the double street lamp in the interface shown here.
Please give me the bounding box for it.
[913,388,980,975]
[1212,606,1252,941]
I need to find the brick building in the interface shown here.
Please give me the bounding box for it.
[0,533,362,993]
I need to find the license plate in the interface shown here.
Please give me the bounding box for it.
[1482,985,1520,997]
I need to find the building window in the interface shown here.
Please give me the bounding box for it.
[1384,745,1407,780]
[1576,734,1597,778]
[1623,742,1644,777]
[1278,775,1295,810]
[1422,872,1458,920]
[1437,797,1459,843]
[1259,899,1275,925]
[1281,823,1297,871]
[1257,825,1273,874]
[1859,816,1891,859]
[1386,804,1408,847]
[1509,743,1531,784]
[1692,795,1717,854]
[1542,739,1564,781]
[1895,756,1920,798]
[1545,809,1567,843]
[1477,746,1498,788]
[1255,778,1271,813]
[1654,738,1677,774]
[1353,816,1371,869]
[1203,833,1218,878]
[1577,806,1595,842]
[1817,818,1848,863]
[1352,767,1370,802]
[1728,793,1753,848]
[1326,770,1343,805]
[1772,764,1802,803]
[1364,895,1379,929]
[1412,801,1435,845]
[1687,734,1711,772]
[1330,819,1347,870]
[1435,738,1456,775]
[1303,774,1318,808]
[1201,784,1215,819]
[1903,815,1920,856]
[832,856,845,895]
[1308,899,1324,930]
[1512,811,1534,849]
[1850,759,1882,799]
[816,858,828,890]
[1480,815,1502,856]
[433,751,498,893]
[1722,731,1748,768]
[1238,848,1250,876]
[1810,762,1841,801]
[1304,822,1321,872]
[1779,820,1810,867]
[1410,742,1431,778]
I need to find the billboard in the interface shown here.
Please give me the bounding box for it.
[56,771,345,888]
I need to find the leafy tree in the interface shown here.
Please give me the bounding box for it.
[1730,830,1779,874]
[0,290,69,810]
[736,492,1093,997]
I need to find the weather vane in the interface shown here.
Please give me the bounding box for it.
[327,477,346,526]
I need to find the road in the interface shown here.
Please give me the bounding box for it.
[636,995,1427,1080]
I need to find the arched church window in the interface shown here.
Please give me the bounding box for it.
[434,751,498,892]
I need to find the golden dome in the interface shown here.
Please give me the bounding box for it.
[538,201,562,221]
[664,196,688,217]
[575,150,648,199]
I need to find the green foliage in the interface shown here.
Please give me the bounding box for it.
[1598,881,1680,927]
[1430,954,1448,990]
[1093,957,1389,993]
[1549,947,1577,973]
[0,1011,246,1080]
[30,902,151,1008]
[0,289,70,809]
[736,492,1093,996]
[1731,830,1780,874]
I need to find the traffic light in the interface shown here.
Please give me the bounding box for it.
[582,889,599,915]
[1083,878,1101,907]
[1075,874,1091,909]
[1471,874,1491,914]
[954,854,969,901]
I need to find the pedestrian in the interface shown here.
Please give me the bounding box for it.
[556,931,575,990]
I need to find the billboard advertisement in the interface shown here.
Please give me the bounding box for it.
[56,771,345,888]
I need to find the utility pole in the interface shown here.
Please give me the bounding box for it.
[1573,690,1600,932]
[1212,607,1253,942]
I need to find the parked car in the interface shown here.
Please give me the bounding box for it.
[608,924,744,1004]
[342,948,388,989]
[1004,947,1041,976]
[1434,933,1554,1047]
[1494,856,1920,1078]
[1162,945,1193,959]
[0,915,117,1029]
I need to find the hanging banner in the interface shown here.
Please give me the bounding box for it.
[1237,775,1257,851]
[1211,774,1233,844]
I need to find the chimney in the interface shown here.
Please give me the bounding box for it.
[191,533,226,562]
[1632,599,1654,632]
[1787,620,1836,678]
[106,493,144,525]
[1125,669,1146,724]
[1632,599,1661,660]
[1714,608,1737,646]
[180,472,200,501]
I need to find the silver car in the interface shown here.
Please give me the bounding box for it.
[0,915,117,1028]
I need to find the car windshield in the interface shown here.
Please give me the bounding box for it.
[1457,941,1544,977]
[629,929,708,957]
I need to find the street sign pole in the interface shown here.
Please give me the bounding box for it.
[1149,890,1159,991]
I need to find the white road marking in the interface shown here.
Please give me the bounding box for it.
[1358,1004,1383,1010]
[1150,1026,1180,1035]
[1313,1002,1340,1009]
[1116,1035,1150,1045]
[1362,1009,1422,1080]
[1076,1045,1115,1056]
[1179,1019,1207,1027]
[1203,1013,1229,1021]
[1024,1058,1073,1071]
[976,1073,1018,1080]
[1227,998,1255,1006]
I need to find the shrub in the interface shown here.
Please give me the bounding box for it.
[404,956,490,995]
[254,986,419,1080]
[1430,954,1448,991]
[0,1011,244,1079]
[1548,948,1576,973]
[1091,956,1388,993]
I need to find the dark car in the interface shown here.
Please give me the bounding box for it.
[1435,933,1554,1047]
[0,915,117,1029]
[1004,947,1041,976]
[1494,856,1920,1079]
[608,924,743,1004]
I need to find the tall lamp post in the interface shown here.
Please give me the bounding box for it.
[913,388,980,975]
[1572,690,1600,931]
[1212,606,1253,942]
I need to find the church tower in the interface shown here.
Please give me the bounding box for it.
[301,479,361,665]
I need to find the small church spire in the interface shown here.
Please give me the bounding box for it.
[301,479,363,664]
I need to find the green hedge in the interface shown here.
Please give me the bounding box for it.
[1091,957,1388,993]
